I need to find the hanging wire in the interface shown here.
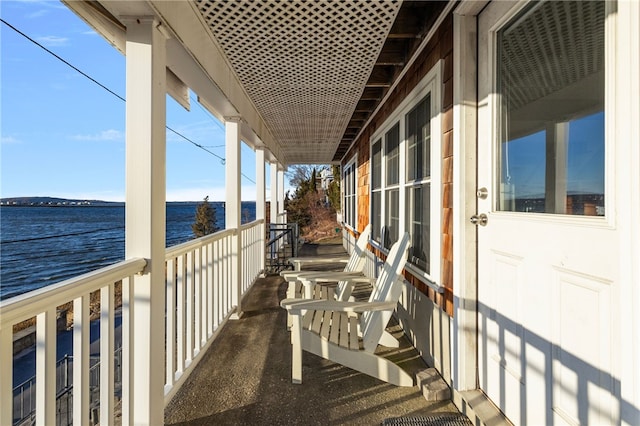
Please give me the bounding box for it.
[2,18,257,184]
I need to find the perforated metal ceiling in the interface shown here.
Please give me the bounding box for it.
[196,0,401,164]
[500,0,605,111]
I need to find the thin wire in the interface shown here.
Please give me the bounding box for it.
[3,18,257,184]
[0,18,126,102]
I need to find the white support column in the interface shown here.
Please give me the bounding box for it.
[225,117,243,319]
[124,17,167,426]
[270,162,278,224]
[616,1,640,424]
[256,148,266,275]
[452,11,479,393]
[545,122,569,214]
[277,165,286,223]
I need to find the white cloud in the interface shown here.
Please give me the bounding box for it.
[72,129,123,142]
[1,136,22,144]
[27,9,49,19]
[36,35,69,47]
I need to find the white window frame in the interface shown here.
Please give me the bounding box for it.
[343,155,358,231]
[369,60,442,284]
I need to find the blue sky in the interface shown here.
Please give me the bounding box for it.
[1,0,266,202]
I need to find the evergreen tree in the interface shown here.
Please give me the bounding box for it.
[192,196,218,238]
[326,165,341,212]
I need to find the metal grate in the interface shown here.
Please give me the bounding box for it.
[382,414,473,426]
[195,0,401,164]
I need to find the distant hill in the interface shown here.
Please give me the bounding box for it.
[0,197,123,207]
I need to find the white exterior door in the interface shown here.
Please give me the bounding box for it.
[477,1,619,424]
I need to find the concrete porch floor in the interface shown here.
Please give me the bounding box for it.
[164,240,460,425]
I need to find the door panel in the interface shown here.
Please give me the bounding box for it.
[477,1,617,424]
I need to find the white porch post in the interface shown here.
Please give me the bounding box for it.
[256,148,266,274]
[277,165,286,223]
[617,1,640,424]
[225,117,243,319]
[270,162,278,224]
[452,9,479,393]
[123,17,166,425]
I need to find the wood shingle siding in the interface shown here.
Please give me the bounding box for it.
[343,14,455,315]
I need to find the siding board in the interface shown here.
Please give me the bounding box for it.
[342,14,455,316]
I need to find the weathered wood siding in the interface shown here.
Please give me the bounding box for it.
[343,14,454,316]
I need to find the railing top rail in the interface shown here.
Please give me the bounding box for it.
[240,219,264,231]
[0,257,147,327]
[165,228,236,259]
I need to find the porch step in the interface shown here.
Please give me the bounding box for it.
[453,389,513,426]
[416,368,451,401]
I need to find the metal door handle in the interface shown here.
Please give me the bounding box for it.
[470,213,488,226]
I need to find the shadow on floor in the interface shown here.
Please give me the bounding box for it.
[164,243,459,425]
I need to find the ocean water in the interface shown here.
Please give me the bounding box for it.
[0,202,255,301]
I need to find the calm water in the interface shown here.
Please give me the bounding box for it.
[0,202,255,300]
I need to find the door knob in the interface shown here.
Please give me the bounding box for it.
[470,213,488,226]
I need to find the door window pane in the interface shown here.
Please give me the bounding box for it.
[497,0,605,216]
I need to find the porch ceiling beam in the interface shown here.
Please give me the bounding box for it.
[360,88,385,101]
[81,1,285,164]
[147,1,285,163]
[386,33,422,39]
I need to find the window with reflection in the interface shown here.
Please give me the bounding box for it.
[343,158,357,229]
[371,140,382,242]
[497,0,605,216]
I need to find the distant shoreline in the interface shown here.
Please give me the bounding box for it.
[0,197,251,207]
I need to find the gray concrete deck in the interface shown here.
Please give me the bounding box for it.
[164,240,460,425]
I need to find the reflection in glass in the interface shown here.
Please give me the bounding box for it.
[372,192,381,243]
[406,184,430,273]
[497,1,605,216]
[386,124,400,186]
[406,95,431,182]
[384,189,399,249]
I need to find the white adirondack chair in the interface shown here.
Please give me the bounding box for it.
[280,232,413,387]
[281,224,372,303]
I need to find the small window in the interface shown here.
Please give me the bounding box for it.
[371,140,382,242]
[343,157,357,229]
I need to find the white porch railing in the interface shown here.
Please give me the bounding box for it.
[0,258,147,426]
[241,220,265,295]
[1,220,265,425]
[163,219,264,402]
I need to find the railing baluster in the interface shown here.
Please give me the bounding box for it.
[73,294,90,425]
[35,307,56,425]
[176,255,185,378]
[185,250,194,365]
[207,243,214,338]
[194,247,202,355]
[100,283,115,425]
[0,322,13,426]
[165,258,176,392]
[121,275,133,426]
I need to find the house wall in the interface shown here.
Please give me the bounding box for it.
[342,12,455,375]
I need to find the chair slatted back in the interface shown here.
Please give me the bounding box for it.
[359,232,410,353]
[342,224,371,273]
[334,225,371,301]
